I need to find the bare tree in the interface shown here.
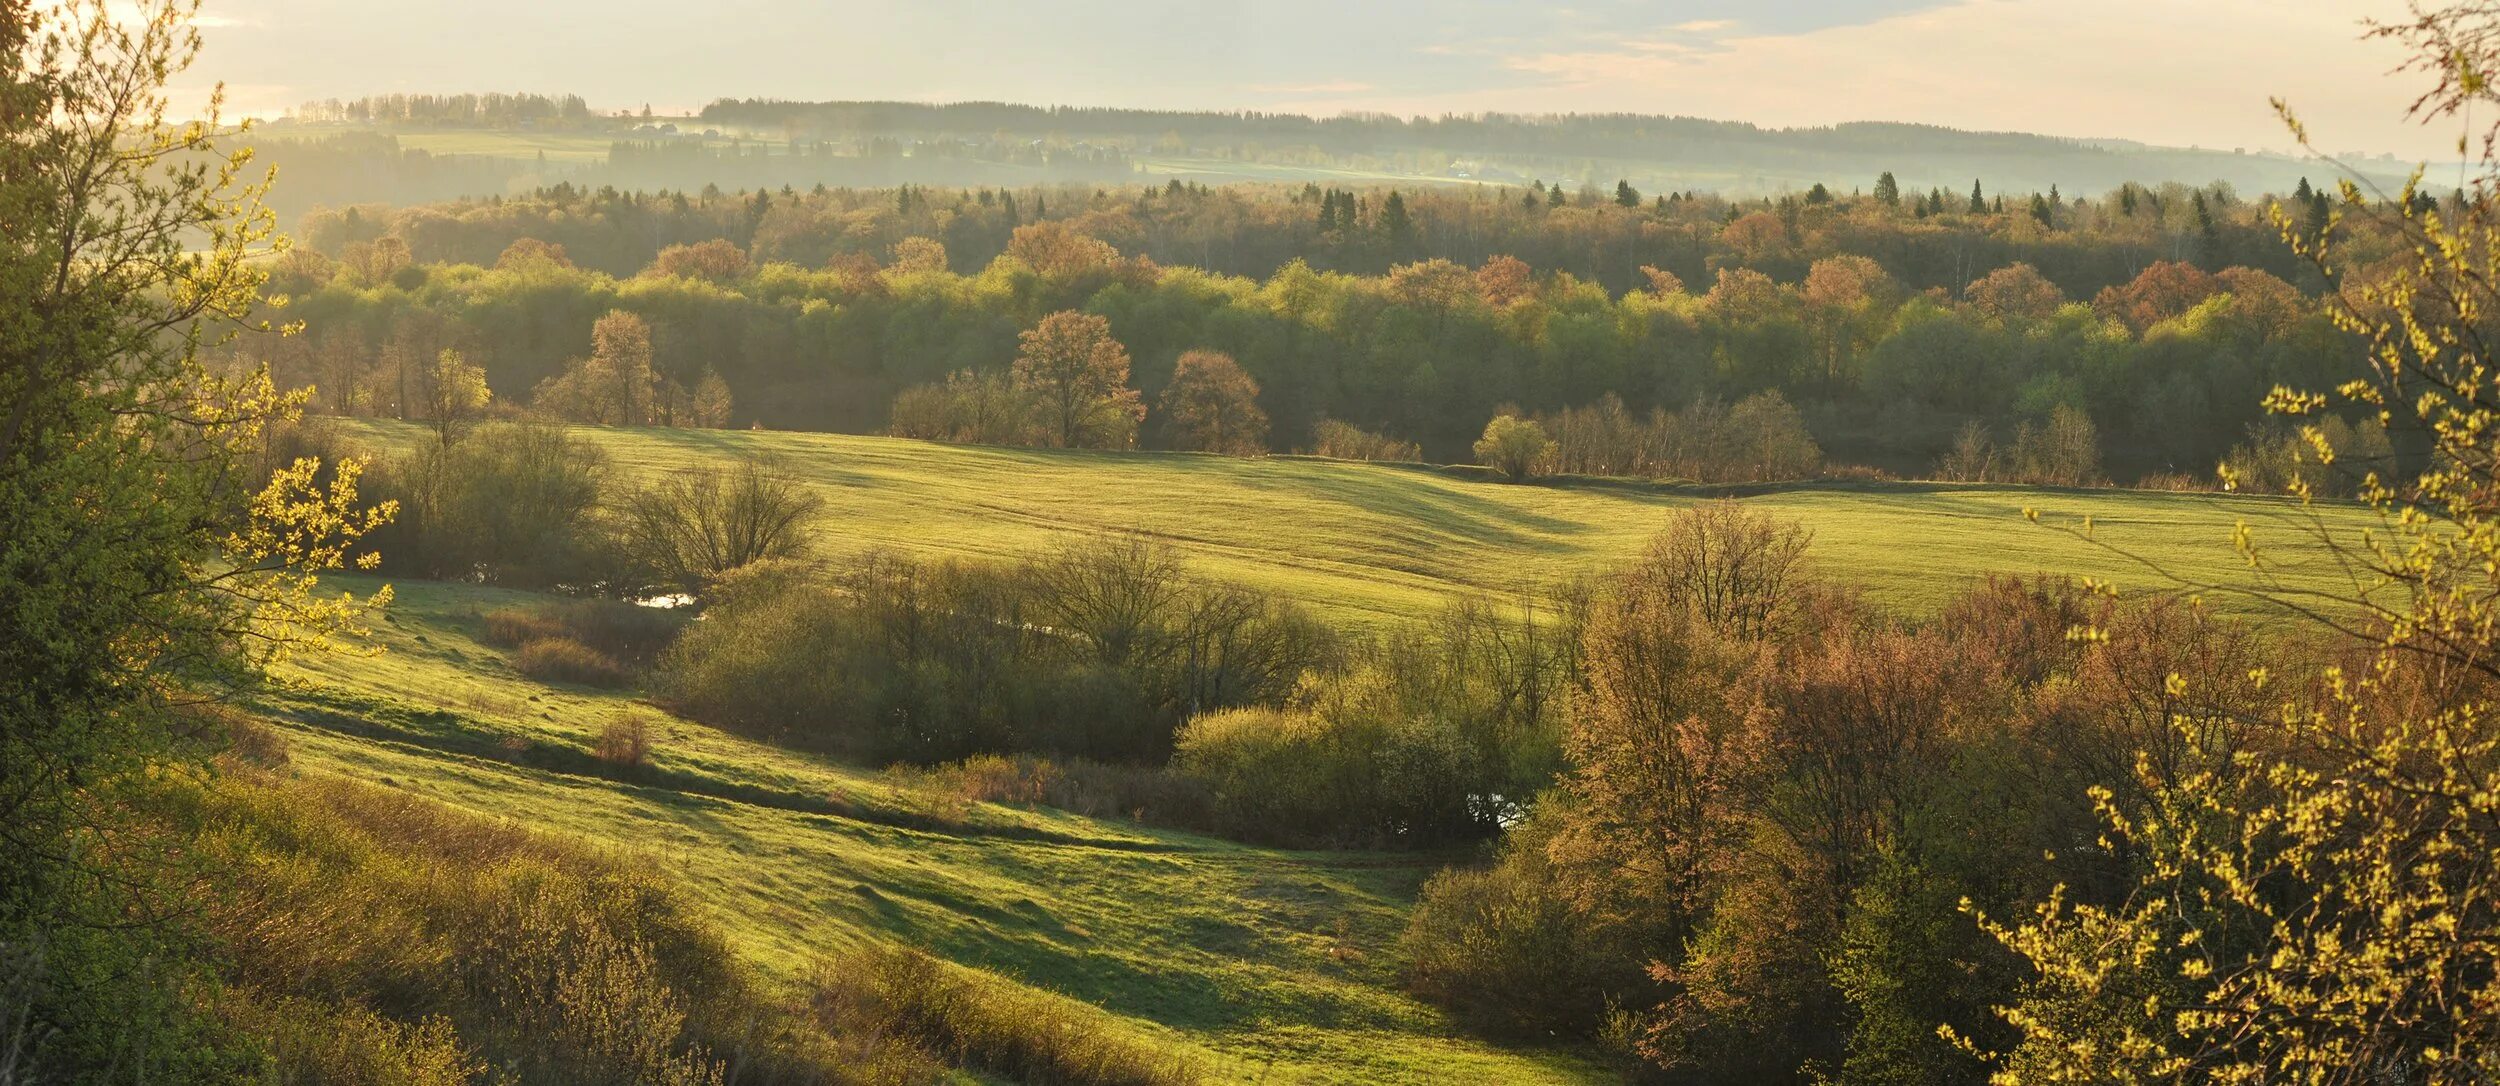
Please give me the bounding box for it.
[616,454,823,596]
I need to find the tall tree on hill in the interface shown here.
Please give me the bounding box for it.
[594,309,659,426]
[1382,190,1416,250]
[1874,171,1901,207]
[1160,350,1269,456]
[2192,189,2222,267]
[1014,310,1143,449]
[1616,180,1642,207]
[1969,179,1987,214]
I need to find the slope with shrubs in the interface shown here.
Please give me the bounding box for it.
[258,575,1609,1084]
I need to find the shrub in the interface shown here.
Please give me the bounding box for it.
[888,369,1038,445]
[1173,707,1372,843]
[1310,418,1420,461]
[362,421,611,588]
[613,454,823,597]
[1537,391,1821,483]
[482,607,567,648]
[597,714,653,771]
[218,991,480,1086]
[903,753,1214,826]
[1400,810,1634,1038]
[660,548,1333,765]
[1473,413,1553,482]
[811,944,1201,1086]
[484,600,686,667]
[515,636,634,688]
[2006,403,2101,487]
[549,598,689,666]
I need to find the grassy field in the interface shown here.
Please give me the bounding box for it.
[251,124,629,161]
[350,420,2386,635]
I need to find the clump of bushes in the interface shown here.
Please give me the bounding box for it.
[890,753,1213,827]
[811,944,1202,1086]
[597,713,653,771]
[360,421,814,603]
[1398,801,1650,1039]
[514,636,635,688]
[657,541,1334,764]
[1473,413,1553,482]
[1173,591,1580,847]
[1536,391,1821,483]
[1310,418,1421,462]
[482,606,568,647]
[159,767,930,1086]
[484,598,691,688]
[359,421,614,589]
[1930,404,2102,486]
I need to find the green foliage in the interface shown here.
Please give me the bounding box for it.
[1175,592,1577,845]
[660,542,1333,763]
[1311,418,1423,461]
[244,176,2352,475]
[1398,806,1644,1039]
[1971,14,2500,1079]
[1473,414,1554,482]
[362,421,610,587]
[0,3,390,1077]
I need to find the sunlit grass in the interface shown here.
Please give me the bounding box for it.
[345,419,2385,636]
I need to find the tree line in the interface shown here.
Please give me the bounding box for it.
[243,190,2386,481]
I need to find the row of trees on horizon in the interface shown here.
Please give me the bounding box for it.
[237,176,2396,486]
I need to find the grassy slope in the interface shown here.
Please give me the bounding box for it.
[353,420,2383,635]
[272,578,1605,1084]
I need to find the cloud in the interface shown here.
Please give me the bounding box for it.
[1666,19,1736,33]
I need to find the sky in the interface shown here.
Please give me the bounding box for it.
[181,0,2456,162]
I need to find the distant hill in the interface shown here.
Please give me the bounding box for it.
[248,95,2417,220]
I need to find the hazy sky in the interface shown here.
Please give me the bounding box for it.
[185,0,2455,162]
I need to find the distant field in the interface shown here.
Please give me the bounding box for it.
[349,420,2388,635]
[251,124,630,161]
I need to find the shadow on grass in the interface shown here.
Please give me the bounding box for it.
[262,688,1197,854]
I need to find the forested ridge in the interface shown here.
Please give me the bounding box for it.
[259,172,2382,480]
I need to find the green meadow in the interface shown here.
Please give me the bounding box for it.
[349,419,2387,634]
